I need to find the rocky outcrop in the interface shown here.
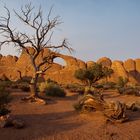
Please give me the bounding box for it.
[86,61,95,68]
[124,59,136,72]
[0,48,140,84]
[0,48,86,83]
[97,57,112,67]
[111,61,128,82]
[0,55,19,80]
[123,59,139,83]
[135,59,140,73]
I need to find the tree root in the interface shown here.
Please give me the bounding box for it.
[21,95,47,104]
[75,94,129,123]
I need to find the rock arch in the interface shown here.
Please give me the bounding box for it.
[53,57,67,67]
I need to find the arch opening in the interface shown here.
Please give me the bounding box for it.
[53,57,66,67]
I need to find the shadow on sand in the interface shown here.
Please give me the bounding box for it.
[0,111,84,140]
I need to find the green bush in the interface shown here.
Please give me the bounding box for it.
[0,80,12,88]
[45,83,66,97]
[117,76,128,88]
[117,87,140,96]
[39,82,66,97]
[46,78,58,84]
[16,77,31,84]
[65,84,84,94]
[74,63,113,87]
[103,82,116,89]
[95,82,116,90]
[0,86,11,116]
[94,84,104,89]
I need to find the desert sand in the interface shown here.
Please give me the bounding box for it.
[0,90,140,140]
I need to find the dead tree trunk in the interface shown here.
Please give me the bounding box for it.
[29,73,39,97]
[75,94,128,123]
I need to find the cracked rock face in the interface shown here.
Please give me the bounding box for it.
[0,48,140,84]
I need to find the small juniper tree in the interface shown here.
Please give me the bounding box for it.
[75,63,113,87]
[0,3,72,101]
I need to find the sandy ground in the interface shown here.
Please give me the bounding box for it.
[0,90,140,140]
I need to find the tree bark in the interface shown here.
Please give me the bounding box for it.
[29,73,39,97]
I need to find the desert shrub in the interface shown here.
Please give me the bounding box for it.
[46,78,58,84]
[118,87,140,96]
[94,82,116,90]
[65,84,84,94]
[103,82,116,89]
[20,85,30,92]
[11,84,18,89]
[0,86,11,116]
[0,80,12,88]
[39,82,66,97]
[16,77,31,84]
[45,83,66,97]
[94,84,104,89]
[117,76,128,88]
[117,87,125,94]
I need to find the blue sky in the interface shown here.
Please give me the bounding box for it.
[0,0,140,61]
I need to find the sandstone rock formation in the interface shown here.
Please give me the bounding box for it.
[86,61,95,68]
[124,59,136,72]
[0,48,140,84]
[97,57,112,67]
[111,61,128,82]
[135,59,140,73]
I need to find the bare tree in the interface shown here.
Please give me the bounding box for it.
[0,3,72,102]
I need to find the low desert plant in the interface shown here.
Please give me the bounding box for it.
[16,76,31,84]
[46,78,58,84]
[45,83,66,97]
[117,76,128,88]
[118,86,140,96]
[94,84,104,89]
[0,80,12,88]
[65,84,84,94]
[103,82,116,89]
[39,82,66,97]
[0,86,11,116]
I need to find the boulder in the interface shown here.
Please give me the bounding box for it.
[111,61,128,80]
[86,61,95,68]
[12,119,25,129]
[0,115,25,129]
[135,59,140,73]
[97,57,112,67]
[124,59,136,72]
[0,115,13,128]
